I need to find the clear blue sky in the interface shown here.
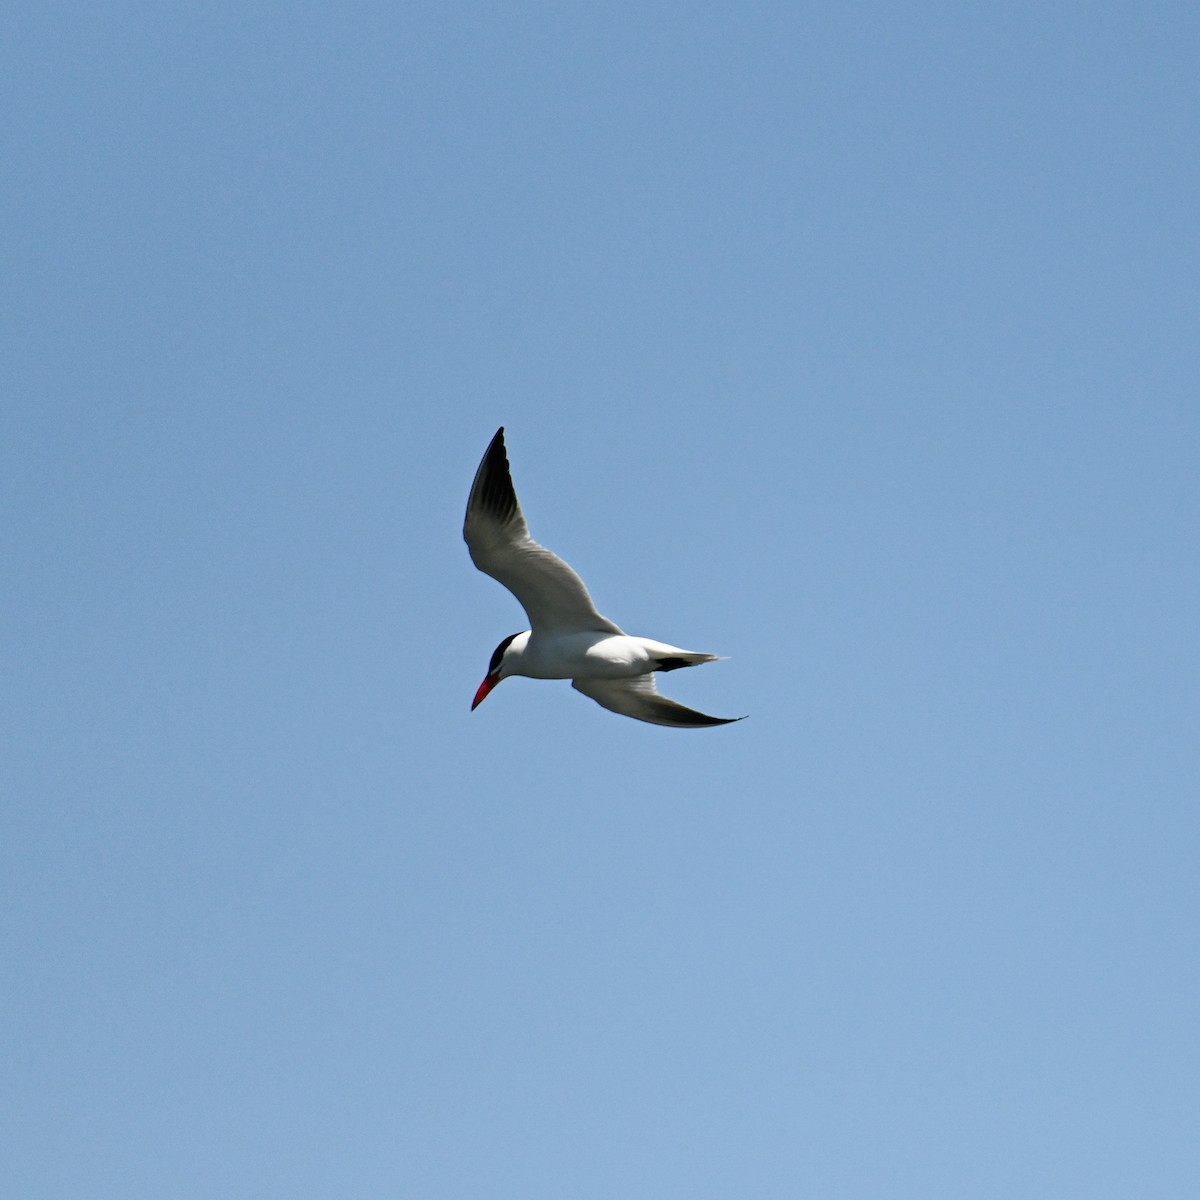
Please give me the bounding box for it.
[3,3,1198,1196]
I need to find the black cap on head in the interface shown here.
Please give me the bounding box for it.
[488,633,520,675]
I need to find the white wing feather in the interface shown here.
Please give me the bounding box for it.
[463,428,623,636]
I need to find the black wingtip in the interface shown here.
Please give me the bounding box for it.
[675,711,747,727]
[469,427,519,526]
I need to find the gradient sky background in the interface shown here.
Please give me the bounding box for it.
[4,3,1198,1197]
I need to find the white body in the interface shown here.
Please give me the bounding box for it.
[499,631,713,681]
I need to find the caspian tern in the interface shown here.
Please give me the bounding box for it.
[464,427,743,727]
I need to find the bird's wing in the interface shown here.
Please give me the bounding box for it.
[464,428,623,635]
[571,674,743,728]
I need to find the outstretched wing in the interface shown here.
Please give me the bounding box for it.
[572,674,743,728]
[463,428,622,636]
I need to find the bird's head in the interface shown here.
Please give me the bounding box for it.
[471,631,529,710]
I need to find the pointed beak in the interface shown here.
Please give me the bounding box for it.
[471,673,500,710]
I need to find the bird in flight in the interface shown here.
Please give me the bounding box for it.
[463,427,743,727]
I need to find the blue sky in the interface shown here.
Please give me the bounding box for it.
[3,2,1198,1196]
